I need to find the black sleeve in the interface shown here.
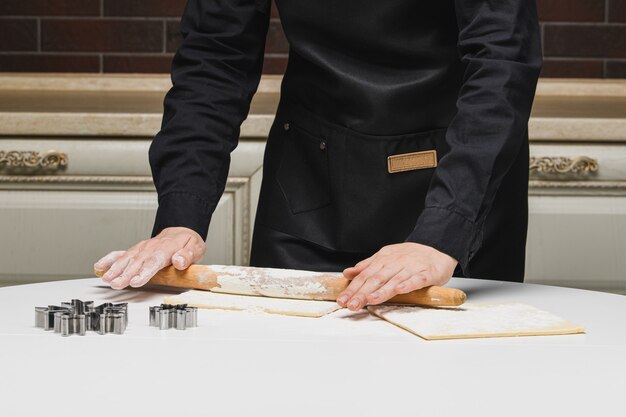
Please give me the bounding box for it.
[404,0,543,273]
[149,0,271,240]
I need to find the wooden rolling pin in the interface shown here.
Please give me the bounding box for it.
[96,264,466,307]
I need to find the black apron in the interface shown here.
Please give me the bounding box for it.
[245,0,540,281]
[249,99,529,282]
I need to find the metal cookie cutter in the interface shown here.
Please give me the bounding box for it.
[56,312,86,336]
[35,299,92,336]
[35,299,128,336]
[87,302,128,335]
[35,305,72,331]
[149,304,197,330]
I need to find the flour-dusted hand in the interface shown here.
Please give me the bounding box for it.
[94,227,206,289]
[337,243,458,311]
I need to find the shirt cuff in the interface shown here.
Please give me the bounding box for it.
[404,206,483,277]
[151,192,213,241]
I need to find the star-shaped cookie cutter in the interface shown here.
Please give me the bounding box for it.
[35,299,128,336]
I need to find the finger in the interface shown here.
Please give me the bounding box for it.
[337,263,383,308]
[101,255,133,283]
[367,268,412,305]
[110,256,145,289]
[94,251,125,275]
[125,238,182,287]
[171,237,195,270]
[130,253,169,288]
[342,256,374,279]
[185,236,206,263]
[395,271,432,294]
[347,264,403,311]
[337,263,377,307]
[191,240,206,263]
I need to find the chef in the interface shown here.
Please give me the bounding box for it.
[95,0,542,311]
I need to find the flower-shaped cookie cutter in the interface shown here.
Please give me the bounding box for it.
[149,304,197,330]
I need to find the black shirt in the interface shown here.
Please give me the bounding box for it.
[149,0,542,273]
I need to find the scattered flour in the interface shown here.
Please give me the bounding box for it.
[209,265,333,299]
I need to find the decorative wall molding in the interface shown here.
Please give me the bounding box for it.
[0,150,68,171]
[529,180,626,189]
[0,175,250,189]
[529,156,598,175]
[529,180,626,197]
[0,175,149,184]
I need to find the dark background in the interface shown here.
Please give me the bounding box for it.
[0,0,624,78]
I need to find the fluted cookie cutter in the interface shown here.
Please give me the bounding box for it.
[35,299,128,336]
[149,304,197,330]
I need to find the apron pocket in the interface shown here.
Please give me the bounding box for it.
[338,126,447,250]
[276,121,331,214]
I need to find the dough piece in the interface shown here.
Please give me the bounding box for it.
[164,290,342,318]
[368,302,585,340]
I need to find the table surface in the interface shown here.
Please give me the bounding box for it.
[1,277,625,416]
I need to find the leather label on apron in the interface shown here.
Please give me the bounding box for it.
[387,150,437,173]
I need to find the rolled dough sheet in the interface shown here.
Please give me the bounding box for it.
[164,290,342,318]
[367,302,585,340]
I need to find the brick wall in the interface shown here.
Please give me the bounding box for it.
[0,0,624,78]
[540,0,626,77]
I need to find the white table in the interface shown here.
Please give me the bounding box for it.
[0,277,624,416]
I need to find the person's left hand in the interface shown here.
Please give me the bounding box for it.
[337,242,458,311]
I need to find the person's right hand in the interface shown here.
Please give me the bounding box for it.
[94,227,206,290]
